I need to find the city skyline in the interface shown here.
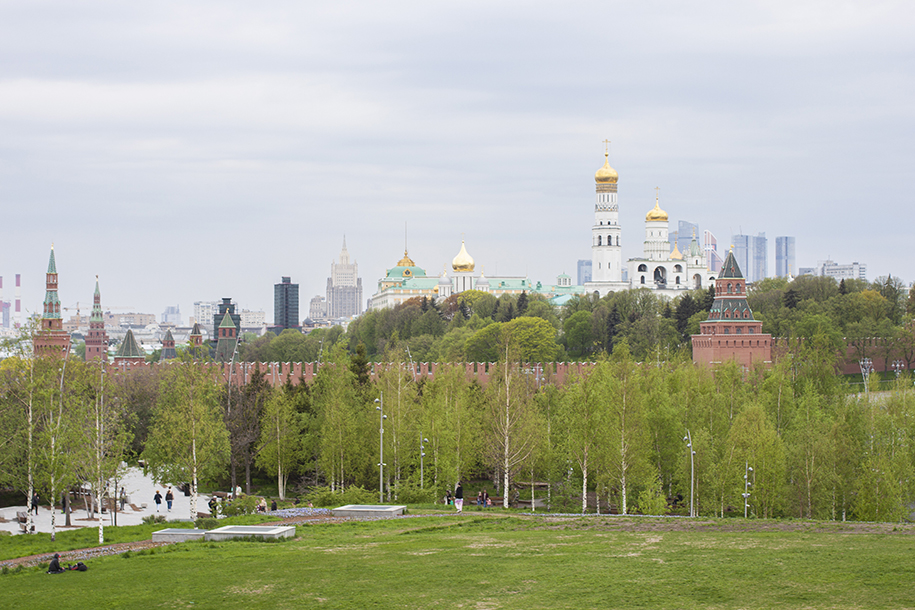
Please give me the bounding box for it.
[1,2,911,320]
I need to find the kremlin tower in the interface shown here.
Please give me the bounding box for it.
[84,277,109,362]
[33,246,70,357]
[691,249,771,369]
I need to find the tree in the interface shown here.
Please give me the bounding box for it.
[142,364,230,519]
[484,346,542,508]
[257,390,300,500]
[563,310,594,359]
[558,364,608,513]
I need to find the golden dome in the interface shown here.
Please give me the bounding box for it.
[452,240,475,273]
[595,152,618,184]
[397,250,415,268]
[646,196,668,222]
[670,242,683,260]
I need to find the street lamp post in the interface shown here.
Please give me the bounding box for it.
[742,461,753,518]
[859,358,873,401]
[374,393,386,503]
[892,359,904,380]
[683,430,695,517]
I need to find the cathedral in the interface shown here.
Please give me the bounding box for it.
[584,148,715,298]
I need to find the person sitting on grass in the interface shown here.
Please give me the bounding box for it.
[47,554,64,574]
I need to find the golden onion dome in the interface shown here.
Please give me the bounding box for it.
[646,196,668,222]
[397,250,415,268]
[452,240,475,273]
[595,151,618,184]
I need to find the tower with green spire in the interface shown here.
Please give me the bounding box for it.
[34,245,71,357]
[214,310,238,362]
[691,248,771,369]
[85,276,109,362]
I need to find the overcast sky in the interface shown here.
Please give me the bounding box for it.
[1,1,912,324]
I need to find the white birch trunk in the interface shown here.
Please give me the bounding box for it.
[581,457,588,515]
[191,435,198,519]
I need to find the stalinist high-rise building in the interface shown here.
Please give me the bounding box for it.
[326,237,363,319]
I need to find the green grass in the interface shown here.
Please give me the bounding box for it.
[5,515,915,609]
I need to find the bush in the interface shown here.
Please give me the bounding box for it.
[392,481,440,504]
[141,514,167,525]
[195,517,219,530]
[304,486,377,507]
[222,495,260,517]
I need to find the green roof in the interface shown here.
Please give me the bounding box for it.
[386,265,427,279]
[115,329,144,359]
[219,311,235,329]
[47,247,57,274]
[718,250,744,279]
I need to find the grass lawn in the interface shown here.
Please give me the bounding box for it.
[4,515,915,609]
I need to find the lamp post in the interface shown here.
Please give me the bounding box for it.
[374,393,386,503]
[420,437,428,489]
[892,359,904,380]
[742,461,753,518]
[683,430,695,517]
[859,358,873,400]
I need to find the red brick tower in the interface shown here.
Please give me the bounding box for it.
[692,248,771,369]
[85,276,109,362]
[33,245,71,357]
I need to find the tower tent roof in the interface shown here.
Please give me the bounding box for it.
[47,247,57,274]
[219,311,235,329]
[718,250,744,279]
[115,329,144,359]
[190,322,202,336]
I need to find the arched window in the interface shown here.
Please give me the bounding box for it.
[724,327,730,334]
[640,276,646,284]
[597,235,602,246]
[675,276,680,285]
[736,284,742,294]
[728,282,733,294]
[674,264,683,273]
[638,264,647,272]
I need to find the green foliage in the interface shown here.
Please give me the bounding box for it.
[194,517,219,530]
[222,494,260,516]
[304,485,377,507]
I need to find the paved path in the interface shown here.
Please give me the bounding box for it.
[0,467,217,535]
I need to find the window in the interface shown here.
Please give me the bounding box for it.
[640,276,645,284]
[724,327,730,334]
[597,236,602,246]
[638,264,647,272]
[675,276,680,284]
[728,282,733,294]
[736,327,742,334]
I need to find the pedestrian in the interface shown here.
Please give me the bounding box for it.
[455,481,464,513]
[270,499,277,512]
[235,485,242,499]
[165,487,174,512]
[119,487,127,512]
[445,489,453,505]
[31,492,39,515]
[154,490,162,512]
[208,495,218,515]
[482,489,490,508]
[476,491,483,506]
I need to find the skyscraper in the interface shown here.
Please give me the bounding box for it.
[577,260,592,285]
[326,237,363,319]
[775,236,796,278]
[273,276,300,331]
[704,230,724,273]
[732,232,767,283]
[669,220,699,255]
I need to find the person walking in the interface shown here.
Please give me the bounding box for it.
[165,487,174,512]
[119,487,127,512]
[154,490,162,512]
[31,492,39,515]
[455,481,464,513]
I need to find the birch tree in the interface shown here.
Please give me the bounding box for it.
[142,364,229,519]
[256,390,300,500]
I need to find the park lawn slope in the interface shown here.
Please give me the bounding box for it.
[4,515,915,609]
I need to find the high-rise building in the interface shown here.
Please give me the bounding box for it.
[775,236,796,278]
[161,305,182,325]
[309,295,327,320]
[704,230,724,273]
[194,301,219,330]
[577,260,592,285]
[669,220,699,256]
[273,276,300,331]
[732,232,767,283]
[34,246,70,357]
[326,238,363,319]
[85,277,109,362]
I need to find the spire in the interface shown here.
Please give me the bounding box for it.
[90,276,104,323]
[339,236,350,265]
[47,245,57,274]
[115,329,144,359]
[718,249,744,279]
